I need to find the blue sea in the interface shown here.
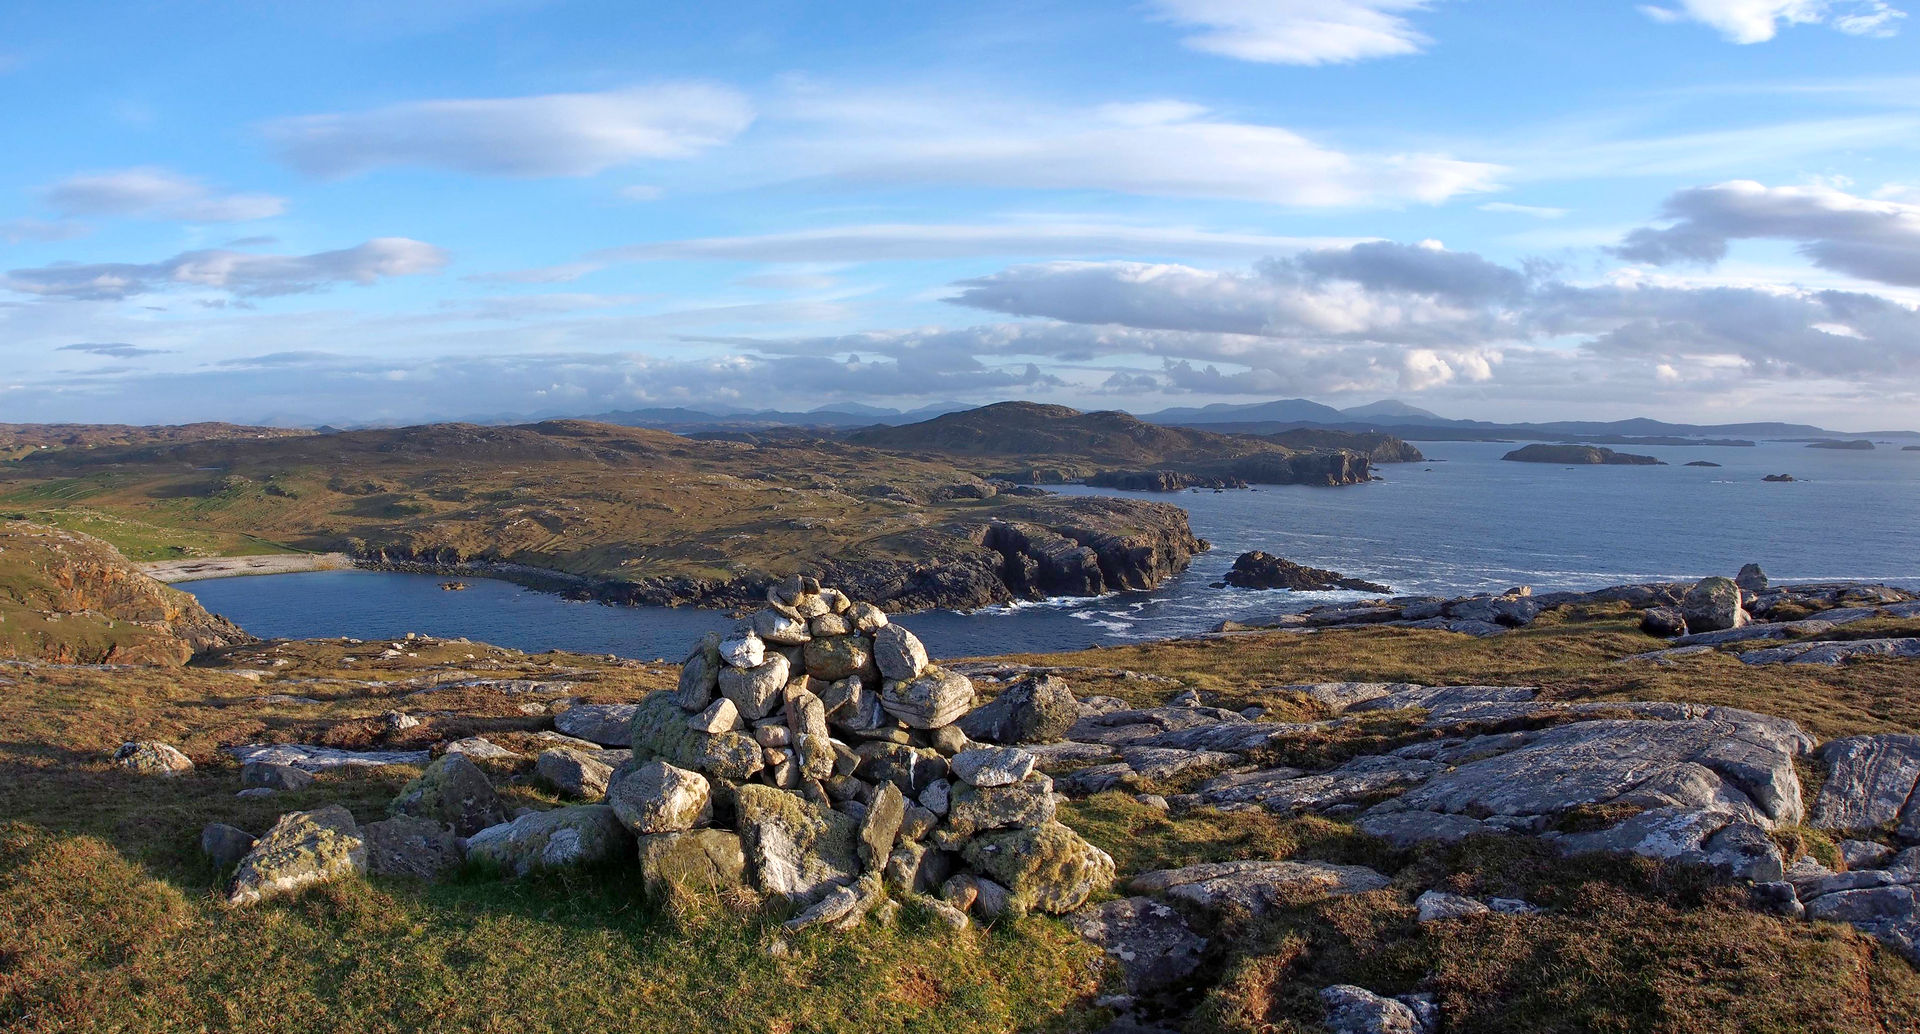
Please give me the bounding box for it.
[184,440,1920,659]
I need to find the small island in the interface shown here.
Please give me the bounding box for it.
[439,581,470,591]
[1684,460,1722,467]
[1807,439,1874,450]
[1904,445,1920,452]
[1763,473,1797,482]
[1502,443,1664,465]
[1219,550,1391,592]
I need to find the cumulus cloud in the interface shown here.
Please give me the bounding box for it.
[772,92,1501,207]
[1149,0,1435,65]
[43,167,286,222]
[933,241,1920,387]
[1638,0,1905,42]
[1615,180,1920,286]
[265,84,754,178]
[5,238,448,300]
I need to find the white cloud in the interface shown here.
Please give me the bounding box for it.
[1638,1,1904,42]
[5,237,448,300]
[1478,202,1569,219]
[43,167,286,222]
[1614,180,1920,286]
[1148,0,1436,65]
[770,91,1501,207]
[264,84,754,178]
[593,221,1374,264]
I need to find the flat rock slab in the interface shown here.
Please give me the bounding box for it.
[1067,706,1251,747]
[1129,859,1390,917]
[1264,683,1420,711]
[553,703,640,747]
[1196,756,1442,814]
[1810,735,1920,839]
[1348,685,1538,713]
[1368,713,1809,828]
[1740,638,1920,666]
[229,743,431,770]
[1797,851,1920,965]
[1022,740,1122,773]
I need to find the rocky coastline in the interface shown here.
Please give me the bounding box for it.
[356,495,1207,614]
[1218,551,1391,593]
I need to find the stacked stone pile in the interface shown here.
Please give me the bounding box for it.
[614,575,1115,924]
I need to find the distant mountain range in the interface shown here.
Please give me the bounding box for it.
[567,396,1915,443]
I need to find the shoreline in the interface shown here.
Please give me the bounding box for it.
[141,552,354,583]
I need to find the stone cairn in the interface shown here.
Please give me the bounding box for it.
[614,574,1115,929]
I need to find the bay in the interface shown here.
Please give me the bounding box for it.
[183,439,1920,659]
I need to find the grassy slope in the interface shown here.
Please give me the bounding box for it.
[4,612,1920,1031]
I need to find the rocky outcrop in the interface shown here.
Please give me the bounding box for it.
[0,521,252,665]
[1220,551,1390,593]
[389,754,510,836]
[1502,444,1663,465]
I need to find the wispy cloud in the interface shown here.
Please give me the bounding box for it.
[1638,1,1905,43]
[767,91,1501,207]
[5,238,448,300]
[1148,0,1436,65]
[593,221,1375,264]
[43,166,286,222]
[1478,202,1569,219]
[57,342,172,358]
[264,84,754,178]
[1,217,89,244]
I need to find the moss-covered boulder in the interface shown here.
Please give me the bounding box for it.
[629,689,766,781]
[464,805,630,876]
[636,829,750,905]
[389,753,509,836]
[962,821,1115,914]
[227,805,368,906]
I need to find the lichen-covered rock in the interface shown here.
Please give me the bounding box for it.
[944,774,1057,838]
[735,783,859,904]
[115,741,193,777]
[859,781,907,869]
[1129,859,1390,917]
[950,746,1037,787]
[1320,985,1432,1034]
[1067,896,1208,994]
[676,632,722,710]
[881,667,976,729]
[389,753,509,836]
[1682,576,1749,634]
[873,624,929,681]
[465,805,630,876]
[802,635,872,682]
[228,805,367,906]
[753,609,812,646]
[955,674,1079,744]
[607,760,712,834]
[962,821,1115,914]
[636,829,749,903]
[362,815,463,880]
[536,747,615,800]
[719,653,791,721]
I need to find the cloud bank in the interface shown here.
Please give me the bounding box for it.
[6,238,448,300]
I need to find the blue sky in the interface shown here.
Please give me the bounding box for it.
[3,0,1919,428]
